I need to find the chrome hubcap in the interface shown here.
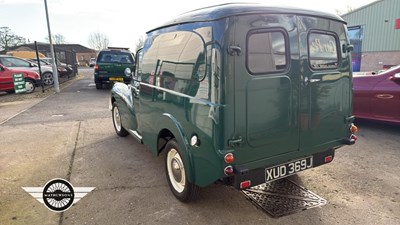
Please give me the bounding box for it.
[113,106,122,131]
[171,158,183,182]
[25,81,34,93]
[167,148,185,193]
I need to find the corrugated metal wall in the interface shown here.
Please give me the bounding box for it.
[342,0,400,52]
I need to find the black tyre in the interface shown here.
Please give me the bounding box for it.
[95,83,102,89]
[42,72,54,85]
[165,139,200,202]
[24,79,35,94]
[112,102,128,137]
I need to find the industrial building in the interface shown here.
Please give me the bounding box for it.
[342,0,400,72]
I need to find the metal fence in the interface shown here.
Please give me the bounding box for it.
[33,43,79,92]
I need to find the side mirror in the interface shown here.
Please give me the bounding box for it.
[124,67,133,77]
[30,62,38,67]
[0,64,4,71]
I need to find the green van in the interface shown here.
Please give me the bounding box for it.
[110,3,357,202]
[94,47,135,89]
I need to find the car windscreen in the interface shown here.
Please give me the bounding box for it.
[97,52,134,64]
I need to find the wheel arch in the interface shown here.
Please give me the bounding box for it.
[156,113,195,183]
[24,77,35,83]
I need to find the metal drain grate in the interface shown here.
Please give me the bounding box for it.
[242,178,327,217]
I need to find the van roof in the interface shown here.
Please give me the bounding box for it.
[147,3,345,33]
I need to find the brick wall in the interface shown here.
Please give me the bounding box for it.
[360,51,400,71]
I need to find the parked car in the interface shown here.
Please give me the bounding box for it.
[89,58,96,67]
[40,57,74,73]
[353,65,400,124]
[0,55,54,85]
[94,48,134,89]
[40,57,71,68]
[0,64,41,94]
[28,58,72,77]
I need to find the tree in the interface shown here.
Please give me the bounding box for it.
[45,34,67,44]
[88,32,110,51]
[0,27,27,51]
[335,5,354,15]
[135,36,145,52]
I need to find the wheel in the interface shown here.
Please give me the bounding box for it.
[165,139,199,202]
[112,102,128,137]
[42,72,54,85]
[24,79,35,94]
[95,83,102,89]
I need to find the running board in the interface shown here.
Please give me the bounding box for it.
[129,129,143,143]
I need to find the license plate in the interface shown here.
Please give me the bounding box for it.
[265,156,313,182]
[109,77,123,81]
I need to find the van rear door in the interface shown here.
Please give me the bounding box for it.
[297,16,352,151]
[232,14,301,162]
[232,15,352,164]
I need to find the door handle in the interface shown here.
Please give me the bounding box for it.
[375,94,394,99]
[303,77,320,86]
[310,78,321,83]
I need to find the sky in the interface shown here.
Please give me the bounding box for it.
[0,0,377,51]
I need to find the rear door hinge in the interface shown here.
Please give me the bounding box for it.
[228,45,242,56]
[228,136,243,147]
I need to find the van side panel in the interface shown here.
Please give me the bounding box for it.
[139,22,228,186]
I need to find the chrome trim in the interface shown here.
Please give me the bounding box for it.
[140,82,224,107]
[128,129,143,142]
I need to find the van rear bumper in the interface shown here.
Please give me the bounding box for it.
[232,148,335,190]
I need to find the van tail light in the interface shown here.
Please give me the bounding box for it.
[350,134,358,142]
[224,166,234,176]
[94,64,98,72]
[350,124,358,133]
[224,153,234,164]
[345,134,357,145]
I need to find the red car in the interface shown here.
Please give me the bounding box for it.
[0,64,41,94]
[353,65,400,124]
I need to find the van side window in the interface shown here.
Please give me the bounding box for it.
[308,32,339,69]
[144,31,205,80]
[247,31,287,74]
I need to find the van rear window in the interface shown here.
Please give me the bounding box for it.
[308,32,339,69]
[98,52,133,64]
[247,31,287,74]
